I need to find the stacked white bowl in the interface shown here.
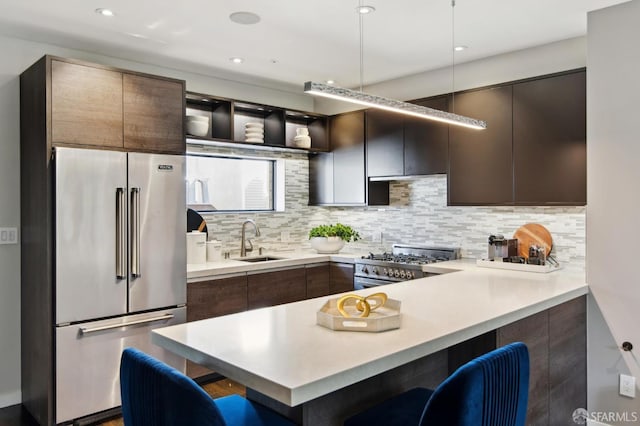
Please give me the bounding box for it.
[245,122,264,143]
[186,115,209,137]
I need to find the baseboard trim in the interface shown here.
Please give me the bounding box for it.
[0,391,21,409]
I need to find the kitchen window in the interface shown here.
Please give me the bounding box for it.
[186,154,284,212]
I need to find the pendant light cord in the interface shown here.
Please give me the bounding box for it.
[359,0,364,92]
[451,0,456,113]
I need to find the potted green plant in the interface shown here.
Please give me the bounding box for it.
[308,223,360,253]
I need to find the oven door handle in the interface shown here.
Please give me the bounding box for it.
[354,277,394,289]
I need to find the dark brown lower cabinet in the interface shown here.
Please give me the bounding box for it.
[447,296,585,426]
[498,296,586,426]
[247,267,307,309]
[186,274,248,378]
[187,262,355,378]
[330,263,354,293]
[306,263,332,298]
[253,297,586,426]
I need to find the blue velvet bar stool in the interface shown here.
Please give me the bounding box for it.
[344,342,530,426]
[120,347,296,426]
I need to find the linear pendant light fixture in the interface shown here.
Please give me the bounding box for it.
[303,1,486,130]
[304,81,486,129]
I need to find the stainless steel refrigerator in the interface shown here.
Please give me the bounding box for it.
[53,147,186,423]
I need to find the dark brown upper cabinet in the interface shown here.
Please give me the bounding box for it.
[365,102,448,178]
[513,71,586,205]
[48,56,186,154]
[309,110,389,206]
[366,109,404,177]
[404,96,449,176]
[123,74,185,153]
[332,110,367,204]
[448,85,514,205]
[51,60,124,148]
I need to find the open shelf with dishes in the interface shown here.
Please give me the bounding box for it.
[185,92,232,141]
[285,110,328,151]
[185,91,328,151]
[233,102,285,147]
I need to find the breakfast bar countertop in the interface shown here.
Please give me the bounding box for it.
[154,263,587,407]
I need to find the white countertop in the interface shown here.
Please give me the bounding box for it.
[154,261,588,406]
[187,251,365,280]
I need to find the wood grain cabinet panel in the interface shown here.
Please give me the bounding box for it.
[247,267,307,309]
[549,296,586,426]
[186,275,248,378]
[187,275,248,322]
[496,297,586,426]
[123,74,185,154]
[513,71,586,205]
[330,263,354,294]
[448,86,513,205]
[498,310,549,426]
[51,60,123,147]
[306,263,332,299]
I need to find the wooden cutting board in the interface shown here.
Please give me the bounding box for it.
[513,223,552,258]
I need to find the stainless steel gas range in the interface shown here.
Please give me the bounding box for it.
[354,244,461,289]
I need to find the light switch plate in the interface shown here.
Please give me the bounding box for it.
[0,227,18,245]
[620,374,636,398]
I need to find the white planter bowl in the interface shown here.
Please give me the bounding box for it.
[310,236,345,254]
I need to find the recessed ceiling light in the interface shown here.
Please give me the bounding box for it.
[95,8,114,17]
[454,45,468,51]
[356,5,376,14]
[230,57,244,64]
[326,80,335,85]
[229,11,261,25]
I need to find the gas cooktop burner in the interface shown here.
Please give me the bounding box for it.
[362,252,445,265]
[354,244,461,289]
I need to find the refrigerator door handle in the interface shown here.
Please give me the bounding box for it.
[79,314,174,334]
[130,187,141,278]
[116,188,126,279]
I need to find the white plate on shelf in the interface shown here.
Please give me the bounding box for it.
[245,132,264,139]
[245,138,265,143]
[245,122,264,129]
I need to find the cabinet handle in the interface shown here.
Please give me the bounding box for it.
[130,187,141,278]
[79,314,174,334]
[116,188,126,279]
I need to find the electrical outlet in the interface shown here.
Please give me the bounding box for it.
[620,374,636,398]
[280,231,290,242]
[0,227,18,245]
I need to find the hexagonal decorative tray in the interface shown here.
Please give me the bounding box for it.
[316,297,402,332]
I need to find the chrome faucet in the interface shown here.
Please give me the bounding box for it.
[240,219,261,257]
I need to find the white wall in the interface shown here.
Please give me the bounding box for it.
[315,36,586,115]
[587,1,640,423]
[0,33,311,408]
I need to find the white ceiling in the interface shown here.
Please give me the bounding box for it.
[0,0,628,90]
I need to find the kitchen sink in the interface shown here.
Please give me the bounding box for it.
[236,256,287,262]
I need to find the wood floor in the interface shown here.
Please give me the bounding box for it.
[0,378,245,426]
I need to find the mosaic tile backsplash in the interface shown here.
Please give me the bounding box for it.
[198,147,585,269]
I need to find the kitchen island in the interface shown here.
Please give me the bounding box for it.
[155,260,587,425]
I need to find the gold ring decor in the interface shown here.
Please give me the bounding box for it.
[336,292,388,318]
